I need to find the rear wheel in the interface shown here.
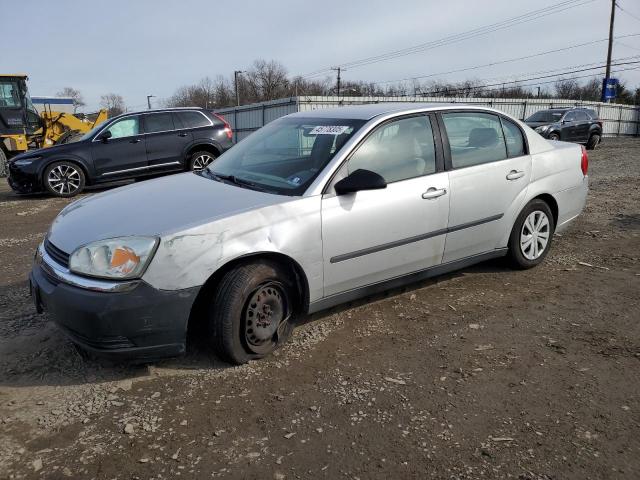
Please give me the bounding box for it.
[507,199,555,269]
[0,148,8,177]
[188,150,217,171]
[43,161,85,197]
[208,262,295,364]
[586,133,600,150]
[548,132,560,141]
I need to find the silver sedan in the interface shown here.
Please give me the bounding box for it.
[32,103,588,364]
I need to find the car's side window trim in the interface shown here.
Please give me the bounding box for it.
[321,112,445,195]
[437,109,530,171]
[91,110,212,141]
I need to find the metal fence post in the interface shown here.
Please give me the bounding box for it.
[617,107,623,137]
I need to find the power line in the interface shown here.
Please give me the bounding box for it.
[301,0,594,78]
[369,33,640,86]
[416,60,640,96]
[616,1,640,23]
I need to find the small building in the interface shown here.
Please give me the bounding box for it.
[32,96,75,114]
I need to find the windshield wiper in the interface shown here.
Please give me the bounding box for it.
[207,171,269,192]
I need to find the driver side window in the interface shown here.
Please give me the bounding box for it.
[106,116,140,139]
[347,115,436,183]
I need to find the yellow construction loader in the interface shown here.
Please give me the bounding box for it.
[0,74,107,175]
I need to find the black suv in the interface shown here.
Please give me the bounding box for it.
[524,107,602,150]
[7,108,234,197]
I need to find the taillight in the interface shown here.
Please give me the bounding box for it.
[580,145,589,176]
[214,113,233,140]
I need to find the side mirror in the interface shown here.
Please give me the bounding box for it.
[98,130,112,142]
[334,169,386,195]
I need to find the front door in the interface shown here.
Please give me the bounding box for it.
[143,112,192,169]
[321,114,449,297]
[91,115,147,177]
[439,111,532,263]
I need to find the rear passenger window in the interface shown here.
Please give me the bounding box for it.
[348,115,437,183]
[177,111,211,129]
[145,113,174,133]
[500,118,525,157]
[442,112,507,168]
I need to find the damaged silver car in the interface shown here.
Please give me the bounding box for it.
[31,103,588,364]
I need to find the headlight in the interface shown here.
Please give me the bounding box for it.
[13,156,41,166]
[69,236,159,279]
[535,126,548,133]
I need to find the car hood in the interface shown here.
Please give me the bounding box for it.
[48,172,291,254]
[11,141,84,161]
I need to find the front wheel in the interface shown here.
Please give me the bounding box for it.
[208,262,295,364]
[43,161,85,197]
[548,132,560,141]
[507,199,555,269]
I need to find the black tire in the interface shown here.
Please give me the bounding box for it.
[188,150,217,171]
[507,199,555,270]
[0,147,8,178]
[586,133,600,150]
[208,261,296,364]
[548,132,560,141]
[43,161,85,197]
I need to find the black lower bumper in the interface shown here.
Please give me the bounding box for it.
[30,264,200,361]
[7,164,41,194]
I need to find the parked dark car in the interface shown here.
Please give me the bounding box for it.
[524,107,602,150]
[7,108,234,197]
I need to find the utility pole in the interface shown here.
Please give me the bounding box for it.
[146,95,155,109]
[331,67,342,97]
[603,0,616,102]
[234,70,245,106]
[536,86,541,98]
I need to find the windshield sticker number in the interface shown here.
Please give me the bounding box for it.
[310,125,350,135]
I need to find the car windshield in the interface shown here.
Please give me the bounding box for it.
[526,111,564,123]
[205,117,366,195]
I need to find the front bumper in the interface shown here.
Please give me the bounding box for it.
[30,244,199,360]
[7,162,41,194]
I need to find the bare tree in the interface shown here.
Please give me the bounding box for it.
[56,87,85,113]
[166,76,234,108]
[100,93,126,117]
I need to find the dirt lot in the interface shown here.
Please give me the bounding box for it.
[0,139,638,480]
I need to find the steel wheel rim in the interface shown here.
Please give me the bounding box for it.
[520,210,550,260]
[48,165,81,195]
[192,154,213,170]
[243,281,289,355]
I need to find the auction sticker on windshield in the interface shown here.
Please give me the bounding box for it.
[309,125,351,135]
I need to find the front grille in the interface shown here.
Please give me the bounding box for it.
[44,238,70,268]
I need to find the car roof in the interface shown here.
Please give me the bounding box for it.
[287,102,493,120]
[111,107,207,120]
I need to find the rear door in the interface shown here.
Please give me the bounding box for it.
[321,114,450,296]
[91,115,147,177]
[143,112,191,169]
[439,111,531,263]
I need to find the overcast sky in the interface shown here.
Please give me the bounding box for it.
[4,0,640,111]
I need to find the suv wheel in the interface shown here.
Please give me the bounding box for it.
[548,132,560,141]
[586,133,600,150]
[208,261,295,364]
[44,161,85,197]
[189,151,216,171]
[507,199,555,269]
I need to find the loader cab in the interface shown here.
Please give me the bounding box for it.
[0,75,42,136]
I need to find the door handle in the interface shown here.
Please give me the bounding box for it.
[422,187,447,199]
[506,170,525,181]
[177,133,188,137]
[129,138,141,143]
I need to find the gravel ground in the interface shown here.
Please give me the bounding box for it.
[0,139,638,479]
